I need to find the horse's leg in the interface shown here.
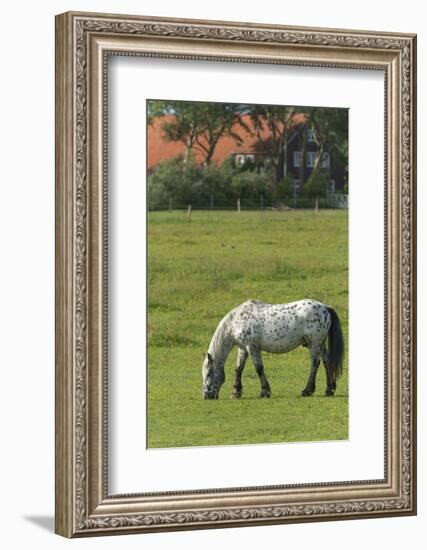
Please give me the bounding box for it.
[232,348,248,399]
[301,345,321,397]
[248,346,271,398]
[321,347,336,396]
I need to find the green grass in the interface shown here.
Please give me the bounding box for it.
[147,209,348,448]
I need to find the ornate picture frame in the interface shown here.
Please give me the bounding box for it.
[55,11,416,537]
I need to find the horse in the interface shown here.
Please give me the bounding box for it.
[201,299,344,400]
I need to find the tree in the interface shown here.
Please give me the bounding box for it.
[147,157,203,209]
[296,120,310,187]
[148,100,199,163]
[303,167,329,200]
[228,170,272,207]
[239,104,304,185]
[148,100,243,165]
[309,108,348,172]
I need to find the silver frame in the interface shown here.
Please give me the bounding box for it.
[55,11,417,537]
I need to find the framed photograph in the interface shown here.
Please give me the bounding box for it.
[55,11,417,537]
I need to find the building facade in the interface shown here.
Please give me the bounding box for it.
[148,114,347,198]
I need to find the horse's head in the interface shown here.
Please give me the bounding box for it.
[202,352,225,399]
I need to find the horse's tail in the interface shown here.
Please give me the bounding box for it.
[326,306,344,381]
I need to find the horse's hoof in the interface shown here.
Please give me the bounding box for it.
[325,389,335,397]
[260,390,271,398]
[301,389,314,397]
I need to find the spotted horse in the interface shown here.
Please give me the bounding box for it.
[201,299,344,399]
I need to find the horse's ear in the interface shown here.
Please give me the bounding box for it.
[207,352,213,363]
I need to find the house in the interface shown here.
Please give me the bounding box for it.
[286,127,347,196]
[147,113,347,196]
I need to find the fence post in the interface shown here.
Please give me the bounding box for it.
[314,197,319,213]
[187,204,192,221]
[237,198,241,213]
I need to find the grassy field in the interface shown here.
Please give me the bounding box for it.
[147,209,348,448]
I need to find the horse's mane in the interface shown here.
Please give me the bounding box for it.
[208,311,233,361]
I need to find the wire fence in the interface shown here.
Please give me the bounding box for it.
[149,195,348,212]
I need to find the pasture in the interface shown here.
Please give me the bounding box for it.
[147,209,348,448]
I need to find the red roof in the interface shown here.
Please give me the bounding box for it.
[147,113,305,170]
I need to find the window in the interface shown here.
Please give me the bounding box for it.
[328,180,336,193]
[293,151,301,167]
[294,179,301,189]
[235,154,255,166]
[306,128,316,142]
[306,151,316,168]
[321,152,330,168]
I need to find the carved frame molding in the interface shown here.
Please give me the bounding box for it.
[55,11,416,537]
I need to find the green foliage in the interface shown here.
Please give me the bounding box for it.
[240,104,306,183]
[271,175,294,204]
[218,157,237,182]
[229,170,270,202]
[304,167,329,199]
[147,210,349,448]
[148,99,243,165]
[309,108,348,152]
[148,100,349,206]
[308,107,348,185]
[147,177,170,211]
[148,157,203,209]
[148,156,280,208]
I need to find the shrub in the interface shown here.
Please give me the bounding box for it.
[270,175,294,205]
[148,157,203,209]
[230,170,273,205]
[304,167,329,199]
